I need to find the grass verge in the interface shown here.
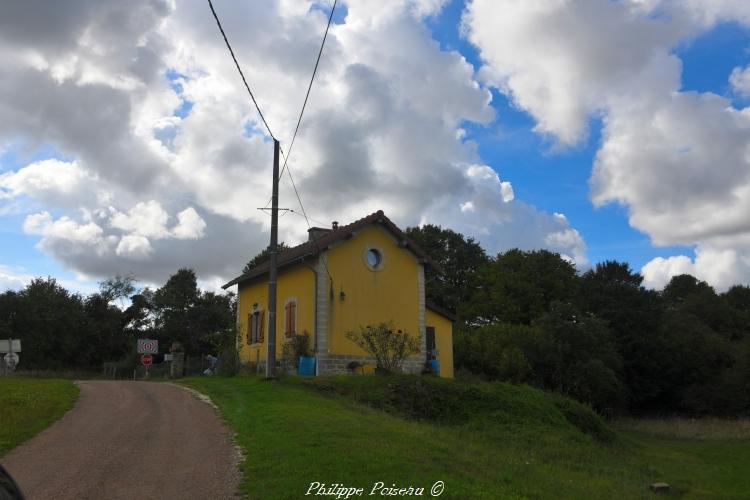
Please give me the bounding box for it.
[615,417,750,440]
[0,378,79,456]
[183,376,658,499]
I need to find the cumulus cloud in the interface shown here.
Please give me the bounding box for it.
[0,266,33,292]
[0,0,591,285]
[0,159,115,211]
[642,244,750,292]
[0,264,99,295]
[110,201,171,239]
[116,235,153,260]
[730,65,750,96]
[172,207,207,240]
[464,0,750,289]
[419,163,588,266]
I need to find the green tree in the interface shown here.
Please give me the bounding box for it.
[579,261,665,408]
[123,288,156,337]
[189,291,235,353]
[152,269,235,359]
[405,225,488,316]
[6,278,91,369]
[531,302,624,410]
[83,292,126,363]
[465,249,579,325]
[242,242,290,274]
[722,285,750,340]
[663,274,732,335]
[98,274,136,306]
[454,322,537,382]
[154,269,200,354]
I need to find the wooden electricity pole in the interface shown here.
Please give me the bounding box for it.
[266,139,280,378]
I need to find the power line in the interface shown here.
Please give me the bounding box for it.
[209,0,338,252]
[278,0,337,238]
[287,209,328,227]
[207,0,277,141]
[263,0,338,220]
[278,0,338,182]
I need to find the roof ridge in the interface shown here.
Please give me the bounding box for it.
[222,209,440,289]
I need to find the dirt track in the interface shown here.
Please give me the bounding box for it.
[1,381,240,499]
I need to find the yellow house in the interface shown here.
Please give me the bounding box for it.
[222,210,455,377]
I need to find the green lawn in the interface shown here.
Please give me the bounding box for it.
[622,433,750,499]
[183,376,715,499]
[0,378,79,456]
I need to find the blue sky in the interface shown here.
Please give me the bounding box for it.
[2,0,750,293]
[426,0,748,270]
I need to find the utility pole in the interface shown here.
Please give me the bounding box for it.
[266,139,280,378]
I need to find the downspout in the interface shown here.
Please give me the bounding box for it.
[302,257,319,376]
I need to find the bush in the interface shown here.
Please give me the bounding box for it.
[345,322,419,373]
[552,395,617,443]
[454,323,538,382]
[457,304,626,413]
[301,375,617,443]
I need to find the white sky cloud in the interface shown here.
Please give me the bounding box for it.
[464,0,750,290]
[730,64,750,96]
[0,0,593,285]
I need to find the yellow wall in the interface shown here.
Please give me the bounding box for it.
[426,309,454,378]
[237,262,315,364]
[326,225,421,356]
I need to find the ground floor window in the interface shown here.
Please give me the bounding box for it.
[248,310,265,344]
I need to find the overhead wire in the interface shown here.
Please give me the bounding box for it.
[262,0,338,221]
[280,0,338,285]
[278,0,338,182]
[207,0,280,142]
[208,0,337,281]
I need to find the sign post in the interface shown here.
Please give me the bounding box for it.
[140,354,153,378]
[1,339,21,376]
[137,339,157,379]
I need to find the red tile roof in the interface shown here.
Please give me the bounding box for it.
[222,210,443,289]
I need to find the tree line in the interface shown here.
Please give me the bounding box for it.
[0,269,235,371]
[407,225,750,416]
[3,225,749,415]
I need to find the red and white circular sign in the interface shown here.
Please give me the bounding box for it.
[141,354,153,366]
[140,340,156,352]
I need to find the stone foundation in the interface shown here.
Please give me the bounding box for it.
[316,354,424,375]
[251,354,425,376]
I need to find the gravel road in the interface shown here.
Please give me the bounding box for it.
[1,381,240,499]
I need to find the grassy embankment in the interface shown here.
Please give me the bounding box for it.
[183,375,750,499]
[0,378,79,456]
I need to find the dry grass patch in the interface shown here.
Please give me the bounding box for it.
[615,417,750,440]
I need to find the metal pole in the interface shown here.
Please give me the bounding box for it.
[266,139,280,378]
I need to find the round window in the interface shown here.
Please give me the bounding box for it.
[366,248,382,269]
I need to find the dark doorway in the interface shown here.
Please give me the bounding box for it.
[425,326,436,361]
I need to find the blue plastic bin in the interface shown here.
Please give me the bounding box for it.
[430,359,440,376]
[298,356,316,376]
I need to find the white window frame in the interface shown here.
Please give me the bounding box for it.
[362,245,385,272]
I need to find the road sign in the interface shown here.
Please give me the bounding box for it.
[0,339,21,353]
[163,353,173,362]
[137,339,158,354]
[140,354,153,366]
[3,352,19,370]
